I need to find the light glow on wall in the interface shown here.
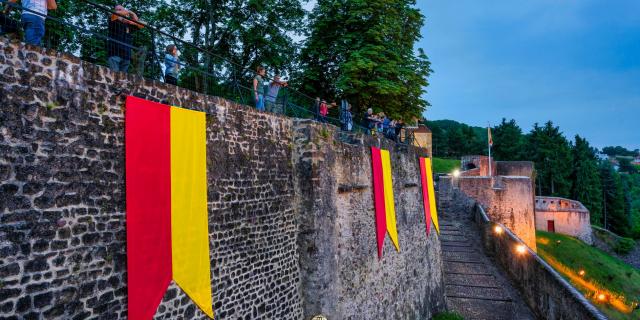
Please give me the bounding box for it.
[541,252,634,314]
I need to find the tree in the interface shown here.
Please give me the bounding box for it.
[599,161,628,235]
[526,121,573,197]
[602,146,637,157]
[570,135,603,225]
[492,118,524,161]
[618,158,638,174]
[299,0,432,120]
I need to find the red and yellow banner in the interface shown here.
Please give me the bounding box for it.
[419,157,440,235]
[125,96,213,319]
[371,147,400,258]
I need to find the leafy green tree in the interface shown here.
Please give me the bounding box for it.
[570,135,603,225]
[299,0,432,120]
[618,158,638,174]
[526,121,573,197]
[602,146,638,157]
[599,161,628,235]
[621,173,640,238]
[491,118,524,161]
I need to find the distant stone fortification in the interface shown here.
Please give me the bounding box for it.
[535,197,593,244]
[439,155,537,250]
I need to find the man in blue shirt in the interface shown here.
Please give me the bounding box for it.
[6,0,56,46]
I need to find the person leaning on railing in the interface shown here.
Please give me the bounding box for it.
[4,0,56,46]
[265,73,287,114]
[253,66,267,111]
[164,44,180,85]
[107,4,144,73]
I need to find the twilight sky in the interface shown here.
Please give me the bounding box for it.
[416,0,640,150]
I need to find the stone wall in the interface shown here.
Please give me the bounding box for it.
[0,38,446,319]
[294,123,446,320]
[496,161,535,178]
[473,205,607,320]
[440,176,537,251]
[535,197,592,244]
[0,38,302,320]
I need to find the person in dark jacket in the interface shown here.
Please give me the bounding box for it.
[107,5,144,73]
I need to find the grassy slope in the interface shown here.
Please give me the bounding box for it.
[432,157,460,174]
[536,231,640,319]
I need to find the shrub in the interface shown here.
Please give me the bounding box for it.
[613,237,636,255]
[432,312,464,320]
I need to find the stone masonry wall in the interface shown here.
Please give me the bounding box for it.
[294,123,446,320]
[474,205,607,320]
[440,176,537,251]
[535,197,592,244]
[0,38,301,319]
[0,38,446,319]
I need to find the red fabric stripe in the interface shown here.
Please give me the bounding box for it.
[419,158,432,236]
[371,147,387,258]
[125,96,173,320]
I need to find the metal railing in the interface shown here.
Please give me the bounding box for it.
[0,0,422,145]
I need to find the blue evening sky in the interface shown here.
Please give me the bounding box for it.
[416,0,640,150]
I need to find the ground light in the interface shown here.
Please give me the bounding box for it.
[452,169,461,178]
[598,293,607,302]
[578,269,586,277]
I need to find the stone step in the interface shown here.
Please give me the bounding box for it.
[444,262,493,275]
[440,243,471,249]
[440,235,467,242]
[443,251,484,263]
[441,246,476,253]
[440,240,470,246]
[444,274,498,288]
[440,230,464,236]
[445,285,512,301]
[446,297,514,320]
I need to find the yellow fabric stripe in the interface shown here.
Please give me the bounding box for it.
[381,150,400,251]
[424,158,440,234]
[170,107,214,318]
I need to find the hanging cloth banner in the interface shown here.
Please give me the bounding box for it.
[419,157,432,236]
[381,150,400,251]
[371,147,400,258]
[419,157,440,235]
[126,96,214,320]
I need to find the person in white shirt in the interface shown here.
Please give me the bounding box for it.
[6,0,56,46]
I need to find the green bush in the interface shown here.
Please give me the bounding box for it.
[613,237,636,255]
[432,312,464,320]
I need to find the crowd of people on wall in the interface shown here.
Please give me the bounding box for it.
[364,108,405,141]
[1,1,413,142]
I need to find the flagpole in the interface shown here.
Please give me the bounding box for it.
[488,123,492,178]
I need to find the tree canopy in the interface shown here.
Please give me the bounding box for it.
[298,0,432,120]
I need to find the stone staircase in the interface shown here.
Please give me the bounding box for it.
[440,208,535,320]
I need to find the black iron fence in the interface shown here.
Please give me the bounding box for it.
[1,0,426,145]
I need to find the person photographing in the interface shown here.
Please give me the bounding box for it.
[107,4,144,73]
